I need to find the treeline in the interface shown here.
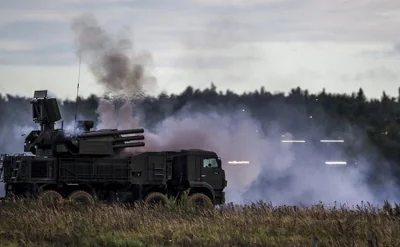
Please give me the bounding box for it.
[1,84,400,171]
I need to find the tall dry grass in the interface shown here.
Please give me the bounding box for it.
[0,198,400,247]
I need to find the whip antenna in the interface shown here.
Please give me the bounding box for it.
[74,55,82,129]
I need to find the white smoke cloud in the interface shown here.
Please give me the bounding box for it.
[156,112,393,205]
[112,102,400,206]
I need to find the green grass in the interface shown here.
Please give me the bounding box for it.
[0,198,400,247]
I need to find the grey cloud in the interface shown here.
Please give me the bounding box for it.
[0,1,204,65]
[355,68,398,82]
[189,0,294,8]
[0,21,70,41]
[0,0,400,67]
[173,14,266,78]
[0,0,137,10]
[0,10,72,27]
[342,67,398,82]
[0,1,163,29]
[393,44,400,54]
[2,0,400,44]
[0,51,75,66]
[175,54,261,70]
[358,43,400,58]
[0,19,74,65]
[187,0,400,42]
[0,40,37,52]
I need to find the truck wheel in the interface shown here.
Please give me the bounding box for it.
[144,192,168,206]
[38,190,63,205]
[68,190,94,204]
[189,193,214,208]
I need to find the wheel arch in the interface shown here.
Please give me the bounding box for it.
[142,184,167,198]
[188,181,215,203]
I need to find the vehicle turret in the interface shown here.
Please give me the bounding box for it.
[23,90,145,157]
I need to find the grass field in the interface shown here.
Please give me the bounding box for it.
[0,198,399,247]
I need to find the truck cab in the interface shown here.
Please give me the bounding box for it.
[184,149,227,205]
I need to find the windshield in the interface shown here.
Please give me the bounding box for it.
[203,158,218,168]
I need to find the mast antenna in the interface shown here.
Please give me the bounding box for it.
[74,55,82,130]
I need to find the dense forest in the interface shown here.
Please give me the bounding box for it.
[1,84,400,203]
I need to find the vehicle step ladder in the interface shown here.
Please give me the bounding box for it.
[0,154,4,182]
[10,156,22,182]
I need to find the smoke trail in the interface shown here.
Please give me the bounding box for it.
[96,99,117,129]
[117,101,140,129]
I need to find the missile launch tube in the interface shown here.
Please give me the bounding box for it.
[113,142,145,149]
[79,128,144,138]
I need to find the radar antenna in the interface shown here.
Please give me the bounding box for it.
[74,55,82,129]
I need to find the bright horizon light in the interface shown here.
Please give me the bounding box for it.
[281,140,306,143]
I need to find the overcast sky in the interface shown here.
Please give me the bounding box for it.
[0,0,399,100]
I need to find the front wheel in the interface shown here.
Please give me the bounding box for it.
[189,193,214,208]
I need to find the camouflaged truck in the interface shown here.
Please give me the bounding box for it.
[0,90,227,207]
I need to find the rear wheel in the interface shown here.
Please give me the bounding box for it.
[144,192,169,207]
[38,190,63,205]
[68,190,94,204]
[189,193,214,208]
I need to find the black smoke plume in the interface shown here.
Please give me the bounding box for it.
[71,13,156,129]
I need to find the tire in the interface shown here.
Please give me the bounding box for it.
[189,193,214,208]
[144,192,169,207]
[68,190,94,204]
[38,190,63,205]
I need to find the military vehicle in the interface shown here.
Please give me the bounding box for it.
[0,90,227,207]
